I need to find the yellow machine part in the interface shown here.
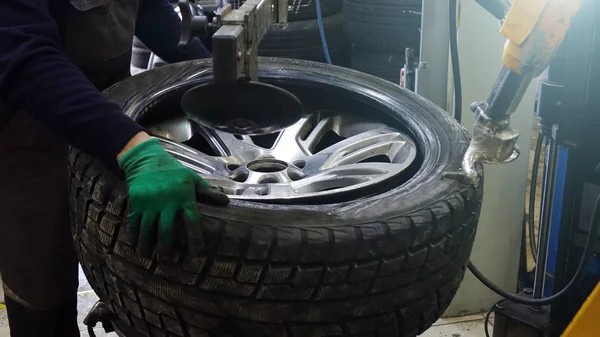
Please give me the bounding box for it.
[500,0,581,76]
[562,281,600,337]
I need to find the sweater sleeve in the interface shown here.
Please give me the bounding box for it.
[0,0,143,161]
[135,0,211,63]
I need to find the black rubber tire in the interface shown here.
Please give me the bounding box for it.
[351,49,406,84]
[343,0,421,52]
[287,0,342,22]
[258,14,347,65]
[132,37,151,69]
[69,58,483,337]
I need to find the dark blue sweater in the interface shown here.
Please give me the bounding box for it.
[0,0,209,161]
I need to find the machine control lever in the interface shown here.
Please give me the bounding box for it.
[178,0,211,48]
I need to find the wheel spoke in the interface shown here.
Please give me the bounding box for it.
[301,115,335,153]
[195,126,229,156]
[156,137,226,177]
[270,117,310,161]
[289,163,401,195]
[305,128,416,171]
[146,116,197,143]
[271,112,337,162]
[197,128,265,163]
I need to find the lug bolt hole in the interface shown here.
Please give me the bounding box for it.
[287,171,304,181]
[293,160,306,169]
[231,171,249,182]
[227,163,240,171]
[259,177,279,184]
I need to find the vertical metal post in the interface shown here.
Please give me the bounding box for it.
[415,0,450,111]
[533,138,559,300]
[275,0,287,23]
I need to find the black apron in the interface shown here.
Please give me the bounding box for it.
[0,0,140,309]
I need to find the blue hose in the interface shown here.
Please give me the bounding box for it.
[315,0,332,64]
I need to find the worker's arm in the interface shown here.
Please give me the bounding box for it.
[0,0,144,161]
[0,0,228,255]
[135,0,211,63]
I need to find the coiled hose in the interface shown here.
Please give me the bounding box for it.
[315,0,332,64]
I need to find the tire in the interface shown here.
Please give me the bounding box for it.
[258,14,347,65]
[351,49,405,84]
[343,0,421,52]
[69,58,483,337]
[132,37,151,69]
[287,0,342,22]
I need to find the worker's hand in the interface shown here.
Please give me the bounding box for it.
[117,135,229,258]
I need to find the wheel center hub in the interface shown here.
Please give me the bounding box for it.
[247,159,288,173]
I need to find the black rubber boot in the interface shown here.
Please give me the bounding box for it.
[5,296,80,337]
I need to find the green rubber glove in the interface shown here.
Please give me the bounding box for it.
[118,138,229,257]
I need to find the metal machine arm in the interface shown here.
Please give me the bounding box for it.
[176,0,304,136]
[178,0,288,83]
[212,0,273,83]
[449,0,582,185]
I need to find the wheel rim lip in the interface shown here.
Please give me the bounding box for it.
[127,66,434,204]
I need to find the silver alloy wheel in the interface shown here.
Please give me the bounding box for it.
[147,110,417,201]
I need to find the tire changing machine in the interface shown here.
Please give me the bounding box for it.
[415,0,600,334]
[491,0,600,335]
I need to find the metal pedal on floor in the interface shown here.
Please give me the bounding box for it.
[83,302,116,337]
[84,301,146,337]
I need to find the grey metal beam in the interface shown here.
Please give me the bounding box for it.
[415,0,451,111]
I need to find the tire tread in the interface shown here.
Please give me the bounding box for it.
[70,145,481,336]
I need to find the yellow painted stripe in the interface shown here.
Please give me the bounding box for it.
[562,282,600,337]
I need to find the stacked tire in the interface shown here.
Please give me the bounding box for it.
[344,0,422,84]
[258,0,348,66]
